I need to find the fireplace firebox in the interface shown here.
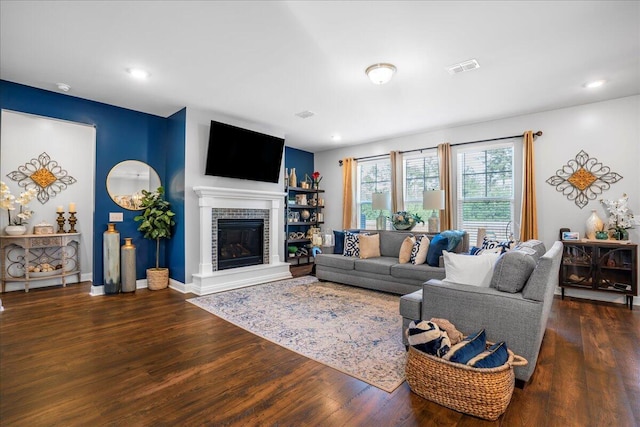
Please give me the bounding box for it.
[217,219,264,270]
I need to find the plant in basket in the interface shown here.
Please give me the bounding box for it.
[134,186,176,290]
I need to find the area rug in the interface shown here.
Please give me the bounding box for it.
[187,276,407,392]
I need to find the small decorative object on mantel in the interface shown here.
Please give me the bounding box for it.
[585,209,604,240]
[6,152,77,204]
[601,193,635,240]
[0,181,37,236]
[546,150,622,209]
[391,211,424,231]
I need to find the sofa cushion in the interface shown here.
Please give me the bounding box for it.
[443,329,486,364]
[442,250,500,287]
[410,235,430,265]
[391,262,446,282]
[399,290,422,320]
[467,341,509,368]
[398,235,416,264]
[343,231,363,257]
[380,230,414,257]
[314,254,356,270]
[490,249,537,293]
[426,234,449,266]
[354,257,397,275]
[359,233,381,259]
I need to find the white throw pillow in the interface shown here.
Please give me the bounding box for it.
[442,250,500,287]
[410,235,430,265]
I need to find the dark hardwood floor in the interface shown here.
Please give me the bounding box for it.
[1,267,638,426]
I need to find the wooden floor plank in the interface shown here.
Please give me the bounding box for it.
[1,279,638,426]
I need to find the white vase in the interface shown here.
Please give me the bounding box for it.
[585,209,604,240]
[5,225,27,236]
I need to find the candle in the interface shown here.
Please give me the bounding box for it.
[57,206,64,213]
[69,202,76,212]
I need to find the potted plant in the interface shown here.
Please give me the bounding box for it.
[134,186,176,290]
[391,211,424,231]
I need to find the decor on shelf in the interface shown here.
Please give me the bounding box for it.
[372,192,391,230]
[6,152,77,204]
[103,223,121,294]
[33,222,54,235]
[289,167,297,187]
[601,193,635,240]
[546,150,622,209]
[391,211,424,231]
[365,63,397,85]
[595,229,609,240]
[585,209,604,240]
[120,238,136,293]
[1,181,38,235]
[56,210,66,233]
[134,186,176,290]
[311,171,322,189]
[423,189,445,233]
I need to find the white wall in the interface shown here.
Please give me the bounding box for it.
[183,107,286,286]
[315,95,640,305]
[1,110,95,290]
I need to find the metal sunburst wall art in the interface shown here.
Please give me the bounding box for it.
[546,150,622,209]
[6,152,77,204]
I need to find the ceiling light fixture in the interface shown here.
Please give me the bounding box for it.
[446,59,480,75]
[331,134,342,141]
[56,83,71,92]
[584,79,606,89]
[127,68,150,79]
[365,63,396,85]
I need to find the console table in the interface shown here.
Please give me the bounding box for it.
[0,233,81,292]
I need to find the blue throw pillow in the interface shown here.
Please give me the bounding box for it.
[443,329,486,364]
[333,230,346,254]
[440,229,466,252]
[467,341,509,368]
[426,234,449,266]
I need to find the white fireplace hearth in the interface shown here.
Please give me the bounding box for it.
[192,186,291,295]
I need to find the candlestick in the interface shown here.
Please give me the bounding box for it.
[68,202,76,213]
[56,212,66,233]
[68,212,77,233]
[56,205,64,213]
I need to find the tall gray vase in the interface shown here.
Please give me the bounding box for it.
[103,223,121,294]
[121,238,136,292]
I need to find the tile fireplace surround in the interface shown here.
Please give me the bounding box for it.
[192,186,291,295]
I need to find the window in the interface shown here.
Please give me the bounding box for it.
[457,143,514,244]
[404,152,439,231]
[357,158,391,229]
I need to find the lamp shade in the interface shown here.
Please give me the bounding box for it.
[423,190,445,210]
[372,192,391,210]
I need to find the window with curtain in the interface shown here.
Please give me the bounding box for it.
[357,158,391,229]
[456,143,514,245]
[404,152,440,231]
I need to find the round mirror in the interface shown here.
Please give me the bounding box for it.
[107,160,161,210]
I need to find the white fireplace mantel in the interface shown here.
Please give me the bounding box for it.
[191,186,291,295]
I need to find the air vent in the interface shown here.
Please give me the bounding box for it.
[295,110,315,119]
[446,59,480,75]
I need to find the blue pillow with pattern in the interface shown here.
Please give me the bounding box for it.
[443,329,486,364]
[343,231,363,257]
[467,341,509,368]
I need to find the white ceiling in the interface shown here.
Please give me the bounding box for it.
[1,1,638,153]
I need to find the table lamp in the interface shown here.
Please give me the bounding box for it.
[372,192,391,230]
[423,190,445,233]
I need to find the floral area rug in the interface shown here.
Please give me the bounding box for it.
[187,276,407,392]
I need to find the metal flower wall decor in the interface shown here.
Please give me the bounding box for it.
[546,150,622,209]
[6,152,77,204]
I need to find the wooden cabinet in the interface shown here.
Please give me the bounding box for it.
[560,240,637,309]
[1,233,81,292]
[285,186,324,265]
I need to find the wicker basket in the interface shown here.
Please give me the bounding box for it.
[147,268,169,290]
[405,344,527,420]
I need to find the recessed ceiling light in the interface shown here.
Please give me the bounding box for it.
[584,79,606,89]
[56,83,71,92]
[127,68,150,79]
[331,134,342,141]
[365,63,396,85]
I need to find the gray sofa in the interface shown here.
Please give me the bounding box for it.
[399,240,563,383]
[315,230,469,295]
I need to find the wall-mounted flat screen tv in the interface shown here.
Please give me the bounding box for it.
[205,120,284,183]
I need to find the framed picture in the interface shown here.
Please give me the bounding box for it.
[562,231,580,241]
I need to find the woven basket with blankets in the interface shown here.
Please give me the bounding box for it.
[405,318,527,421]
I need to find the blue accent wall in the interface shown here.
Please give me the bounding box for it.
[284,146,314,184]
[0,80,186,285]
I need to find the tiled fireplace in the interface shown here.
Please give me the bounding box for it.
[192,186,291,295]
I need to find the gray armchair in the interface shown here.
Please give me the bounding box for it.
[400,241,563,383]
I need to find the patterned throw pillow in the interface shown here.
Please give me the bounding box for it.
[410,235,430,264]
[443,329,486,364]
[407,320,451,357]
[343,231,363,257]
[467,341,509,368]
[481,236,514,254]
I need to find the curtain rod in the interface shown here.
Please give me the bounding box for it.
[338,131,543,166]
